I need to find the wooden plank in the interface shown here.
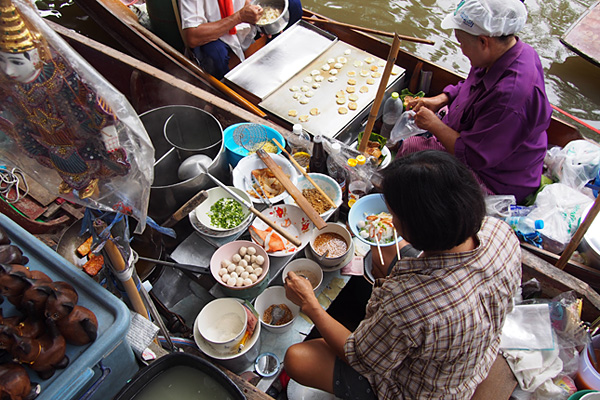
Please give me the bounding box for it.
[561,1,600,67]
[19,171,57,206]
[256,150,326,229]
[521,247,600,322]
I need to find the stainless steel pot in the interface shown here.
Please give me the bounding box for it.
[255,0,289,35]
[140,105,229,224]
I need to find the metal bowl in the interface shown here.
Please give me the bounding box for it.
[255,0,289,35]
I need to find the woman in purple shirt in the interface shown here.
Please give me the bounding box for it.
[398,0,552,203]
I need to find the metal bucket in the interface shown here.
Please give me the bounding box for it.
[140,105,229,223]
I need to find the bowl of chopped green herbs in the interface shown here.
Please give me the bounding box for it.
[191,187,253,237]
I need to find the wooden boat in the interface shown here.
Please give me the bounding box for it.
[561,1,600,68]
[73,0,584,145]
[35,21,600,400]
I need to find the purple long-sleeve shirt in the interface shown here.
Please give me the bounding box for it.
[442,38,552,202]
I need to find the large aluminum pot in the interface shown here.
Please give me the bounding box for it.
[140,105,228,223]
[255,0,289,35]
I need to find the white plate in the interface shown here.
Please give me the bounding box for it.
[287,379,340,400]
[189,208,254,238]
[351,140,392,169]
[250,204,314,257]
[232,153,298,204]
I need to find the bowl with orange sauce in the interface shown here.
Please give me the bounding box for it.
[308,223,353,267]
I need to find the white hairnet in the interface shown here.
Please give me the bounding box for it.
[441,0,528,37]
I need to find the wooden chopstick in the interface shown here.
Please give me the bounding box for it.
[374,235,385,266]
[272,138,337,209]
[393,229,401,260]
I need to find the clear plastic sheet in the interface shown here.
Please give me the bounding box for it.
[0,0,154,232]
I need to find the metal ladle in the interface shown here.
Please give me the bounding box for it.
[177,154,213,181]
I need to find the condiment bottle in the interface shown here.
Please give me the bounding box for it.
[309,135,328,174]
[288,124,312,171]
[347,157,368,208]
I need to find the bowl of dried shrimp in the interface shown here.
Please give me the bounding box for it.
[232,153,298,205]
[224,123,285,168]
[283,173,342,220]
[348,193,402,247]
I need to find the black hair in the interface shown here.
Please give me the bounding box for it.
[381,151,485,251]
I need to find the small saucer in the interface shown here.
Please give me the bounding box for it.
[304,240,355,272]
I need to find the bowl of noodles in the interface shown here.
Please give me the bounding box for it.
[254,0,289,36]
[224,123,286,168]
[283,173,342,220]
[348,193,403,247]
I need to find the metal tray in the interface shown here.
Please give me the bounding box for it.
[260,41,405,138]
[224,21,337,100]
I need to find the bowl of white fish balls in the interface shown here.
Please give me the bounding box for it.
[210,240,270,299]
[195,298,248,355]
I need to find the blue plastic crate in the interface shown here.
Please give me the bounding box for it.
[0,213,139,399]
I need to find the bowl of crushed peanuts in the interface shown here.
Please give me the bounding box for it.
[224,123,286,168]
[283,173,342,221]
[190,186,253,237]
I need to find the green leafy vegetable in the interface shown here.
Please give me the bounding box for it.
[208,198,246,229]
[357,131,387,148]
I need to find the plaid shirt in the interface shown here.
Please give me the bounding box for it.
[345,217,521,399]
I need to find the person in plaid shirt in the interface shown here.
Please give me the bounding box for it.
[284,150,521,399]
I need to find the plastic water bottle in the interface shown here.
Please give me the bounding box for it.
[505,216,545,247]
[380,92,403,140]
[309,135,328,174]
[327,142,347,198]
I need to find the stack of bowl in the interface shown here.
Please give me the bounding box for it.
[190,187,253,238]
[193,298,262,373]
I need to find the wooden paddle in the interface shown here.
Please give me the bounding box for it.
[256,150,327,230]
[271,138,337,209]
[359,34,402,153]
[302,16,435,45]
[102,0,266,118]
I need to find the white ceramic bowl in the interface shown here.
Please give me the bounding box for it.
[195,298,248,355]
[308,223,353,268]
[191,186,252,236]
[232,153,298,204]
[283,173,342,220]
[253,286,299,333]
[282,258,323,292]
[193,301,262,373]
[351,140,392,169]
[348,193,403,247]
[210,240,270,297]
[249,204,314,257]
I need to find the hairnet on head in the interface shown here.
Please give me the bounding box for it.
[441,0,527,37]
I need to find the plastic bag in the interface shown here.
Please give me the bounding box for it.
[389,110,427,145]
[485,194,517,218]
[545,140,600,192]
[0,0,154,232]
[526,184,593,253]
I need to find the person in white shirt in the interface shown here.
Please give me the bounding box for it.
[180,0,302,79]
